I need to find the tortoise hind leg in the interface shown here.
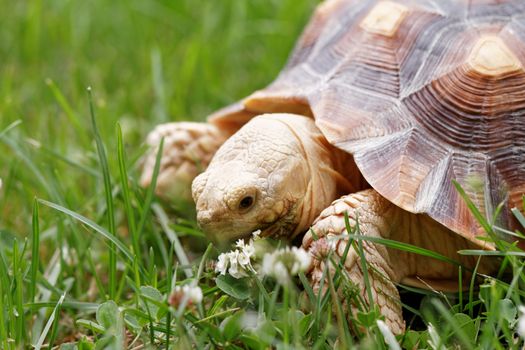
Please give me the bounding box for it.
[140,122,230,201]
[302,189,406,334]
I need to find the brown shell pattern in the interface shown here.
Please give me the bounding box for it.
[209,0,525,246]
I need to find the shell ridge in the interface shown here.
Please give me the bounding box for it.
[413,153,453,213]
[401,20,466,98]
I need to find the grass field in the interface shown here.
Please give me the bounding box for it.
[1,0,525,348]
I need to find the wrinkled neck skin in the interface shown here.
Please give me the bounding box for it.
[192,113,361,242]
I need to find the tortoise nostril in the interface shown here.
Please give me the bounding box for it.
[197,211,213,225]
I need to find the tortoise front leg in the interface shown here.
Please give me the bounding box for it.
[302,189,406,334]
[140,122,231,201]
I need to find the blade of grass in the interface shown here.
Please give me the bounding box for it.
[151,47,168,122]
[376,320,401,350]
[115,263,129,303]
[25,138,100,178]
[0,264,6,349]
[136,137,164,237]
[468,257,481,318]
[351,216,375,311]
[0,249,16,346]
[453,181,510,255]
[38,199,136,267]
[150,227,169,276]
[34,293,66,350]
[13,239,26,344]
[47,295,64,349]
[327,267,351,348]
[142,293,156,345]
[458,266,463,312]
[152,203,192,278]
[504,261,524,299]
[39,166,88,295]
[283,284,290,346]
[148,247,156,287]
[205,294,228,318]
[313,256,329,338]
[133,255,141,301]
[0,119,22,138]
[194,307,241,324]
[345,234,462,267]
[298,272,316,305]
[339,215,355,270]
[86,248,107,300]
[117,122,138,255]
[431,299,473,350]
[45,79,84,134]
[266,282,281,322]
[458,250,525,257]
[194,243,213,318]
[167,243,174,291]
[493,225,524,240]
[252,273,272,306]
[511,207,525,229]
[453,181,492,234]
[1,136,53,200]
[30,198,40,304]
[25,301,98,312]
[88,87,117,300]
[166,252,176,348]
[30,248,62,344]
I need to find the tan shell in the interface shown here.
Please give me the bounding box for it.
[209,0,525,247]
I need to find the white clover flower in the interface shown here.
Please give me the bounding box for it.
[216,253,229,275]
[289,246,310,274]
[235,239,255,258]
[235,239,245,249]
[242,242,256,257]
[270,261,289,285]
[227,250,249,279]
[215,231,259,279]
[185,285,203,303]
[169,284,203,307]
[237,251,251,266]
[252,230,261,240]
[518,305,525,339]
[261,246,311,285]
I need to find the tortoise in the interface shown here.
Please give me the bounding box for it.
[141,0,525,333]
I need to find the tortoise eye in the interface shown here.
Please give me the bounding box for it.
[239,196,255,210]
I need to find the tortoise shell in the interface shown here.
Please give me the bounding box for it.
[209,0,525,247]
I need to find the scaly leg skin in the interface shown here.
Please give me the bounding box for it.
[302,189,497,335]
[140,122,230,201]
[302,190,406,334]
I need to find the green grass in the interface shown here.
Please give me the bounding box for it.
[1,0,524,348]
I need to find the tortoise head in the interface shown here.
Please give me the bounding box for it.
[191,113,348,242]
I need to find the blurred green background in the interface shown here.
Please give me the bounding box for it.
[0,0,319,235]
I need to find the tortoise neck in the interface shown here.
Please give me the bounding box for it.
[285,117,368,239]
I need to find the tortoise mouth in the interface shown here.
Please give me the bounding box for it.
[199,199,299,242]
[259,221,294,239]
[209,214,294,243]
[258,202,299,240]
[206,220,287,243]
